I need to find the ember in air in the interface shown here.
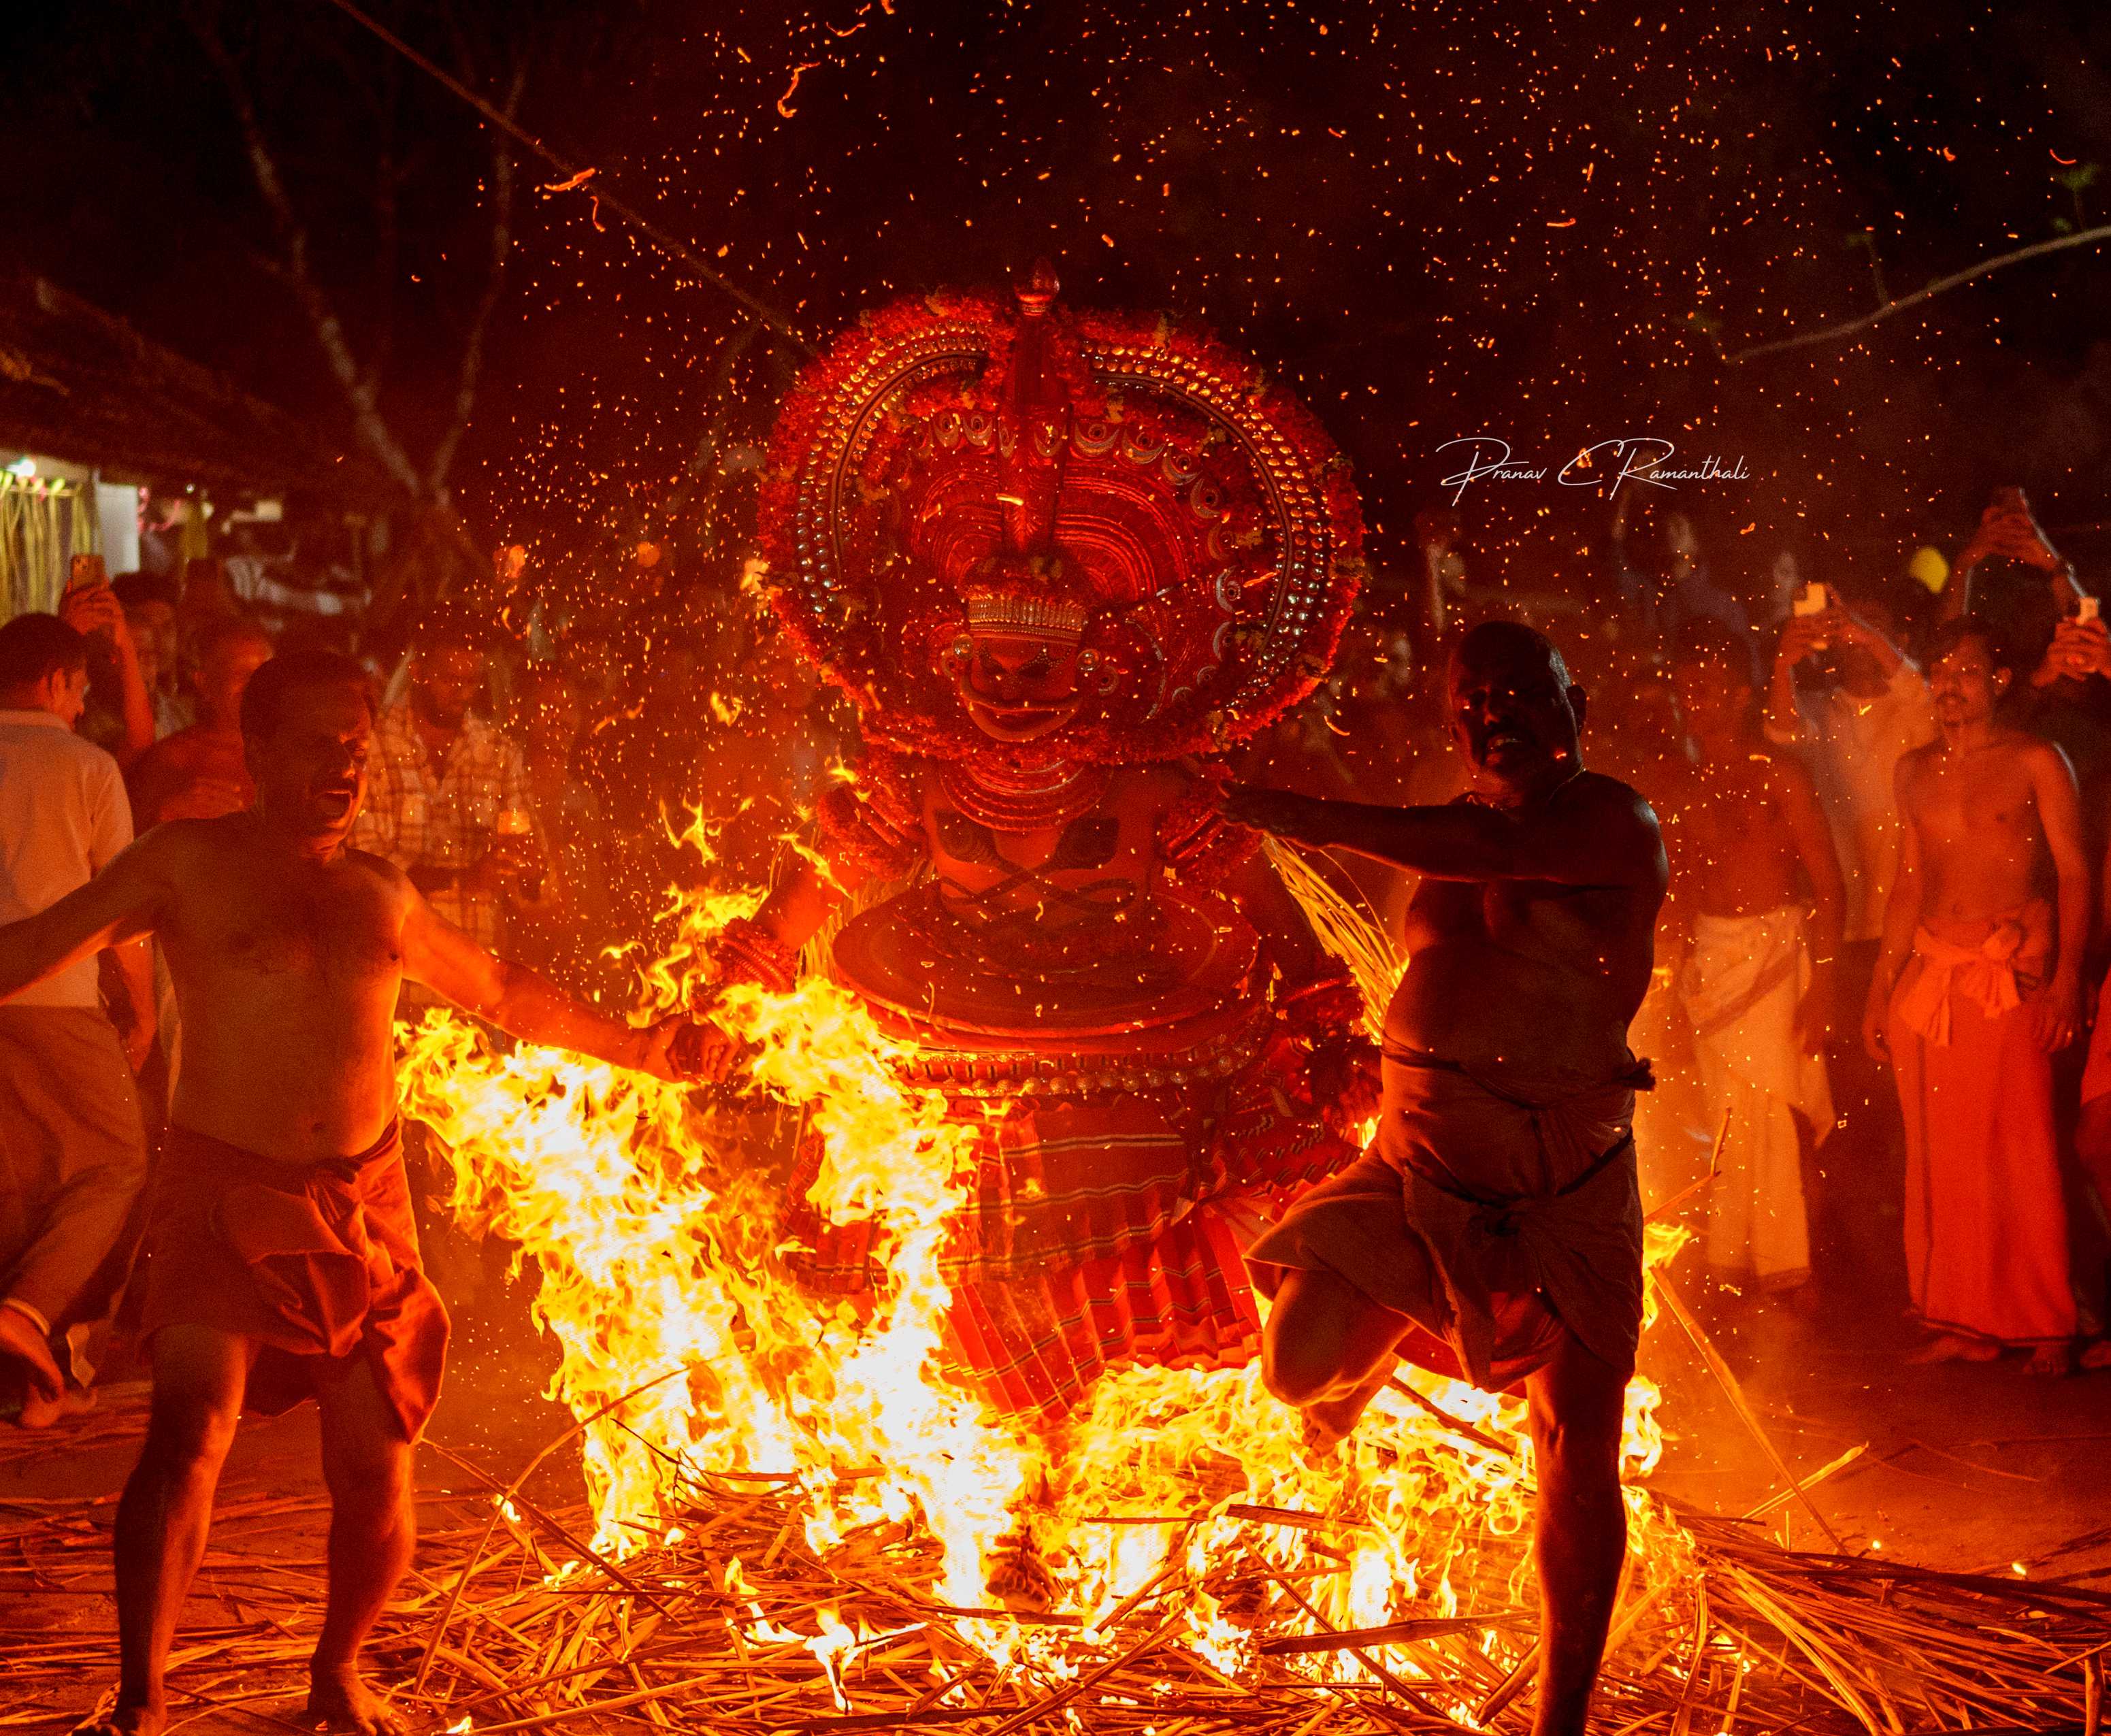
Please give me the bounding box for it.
[1437,434,1750,503]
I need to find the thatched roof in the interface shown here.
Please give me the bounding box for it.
[0,273,395,506]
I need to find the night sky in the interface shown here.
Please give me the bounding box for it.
[8,0,2111,596]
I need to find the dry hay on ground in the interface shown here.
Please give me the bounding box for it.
[3,1392,2107,1735]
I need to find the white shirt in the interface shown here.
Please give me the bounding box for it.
[1767,664,1939,944]
[0,708,133,1006]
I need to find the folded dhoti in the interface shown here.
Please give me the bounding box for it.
[1247,1049,1646,1391]
[1887,902,2075,1347]
[137,1121,448,1439]
[1678,906,1832,1290]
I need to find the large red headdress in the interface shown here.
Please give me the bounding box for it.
[756,269,1364,764]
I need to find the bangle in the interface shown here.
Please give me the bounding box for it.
[1277,975,1364,1041]
[707,917,798,994]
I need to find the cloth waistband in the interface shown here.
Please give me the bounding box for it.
[1379,1045,1655,1104]
[165,1119,404,1188]
[1690,904,1806,938]
[1896,902,2048,1045]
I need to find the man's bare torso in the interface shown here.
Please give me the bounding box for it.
[1671,749,1805,919]
[1390,773,1660,1087]
[1901,730,2050,932]
[152,814,412,1162]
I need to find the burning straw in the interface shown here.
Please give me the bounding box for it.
[9,840,2105,1733]
[6,1401,2108,1736]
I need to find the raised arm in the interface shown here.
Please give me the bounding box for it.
[1224,776,1663,889]
[1221,849,1329,983]
[0,832,168,1004]
[1775,755,1845,1053]
[744,849,850,954]
[60,584,154,770]
[400,891,681,1079]
[2030,739,2089,1053]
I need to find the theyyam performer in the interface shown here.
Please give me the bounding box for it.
[1230,621,1668,1736]
[687,267,1378,1595]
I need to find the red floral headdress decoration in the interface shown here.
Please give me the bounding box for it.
[755,267,1364,764]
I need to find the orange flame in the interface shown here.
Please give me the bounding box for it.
[396,817,1689,1706]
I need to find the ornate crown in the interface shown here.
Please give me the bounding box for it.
[756,267,1364,764]
[964,589,1088,640]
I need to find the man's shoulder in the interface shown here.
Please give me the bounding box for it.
[1,716,120,778]
[1568,769,1660,826]
[2007,727,2080,781]
[342,839,414,895]
[131,724,215,772]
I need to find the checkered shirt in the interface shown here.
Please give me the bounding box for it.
[352,702,530,955]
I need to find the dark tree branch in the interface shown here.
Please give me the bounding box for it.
[186,2,425,495]
[425,50,526,496]
[1727,223,2111,364]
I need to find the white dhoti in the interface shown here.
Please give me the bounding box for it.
[1679,907,1833,1290]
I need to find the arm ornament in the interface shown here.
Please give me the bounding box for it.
[704,917,799,995]
[1159,766,1261,887]
[1274,973,1367,1043]
[814,751,926,883]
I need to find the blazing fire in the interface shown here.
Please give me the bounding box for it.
[394,826,1690,1713]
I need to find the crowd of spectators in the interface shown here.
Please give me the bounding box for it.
[5,487,2111,1428]
[0,551,840,1414]
[1251,490,2111,1375]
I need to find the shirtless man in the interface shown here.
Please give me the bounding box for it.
[0,650,691,1736]
[1865,617,2087,1375]
[1667,621,1844,1298]
[1228,621,1667,1736]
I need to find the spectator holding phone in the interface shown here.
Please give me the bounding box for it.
[1766,576,1937,963]
[59,556,155,772]
[1763,572,1937,1282]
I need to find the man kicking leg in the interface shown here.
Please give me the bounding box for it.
[1230,621,1668,1736]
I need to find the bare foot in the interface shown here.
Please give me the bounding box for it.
[1300,1366,1392,1460]
[306,1666,404,1736]
[984,1530,1058,1612]
[71,1703,165,1736]
[1298,1409,1350,1462]
[2080,1339,2111,1371]
[1904,1334,2000,1365]
[2025,1342,2076,1378]
[0,1307,63,1404]
[18,1383,97,1430]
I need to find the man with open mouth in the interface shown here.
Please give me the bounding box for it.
[0,647,699,1736]
[1231,619,1668,1736]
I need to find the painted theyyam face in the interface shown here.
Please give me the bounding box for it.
[950,624,1088,742]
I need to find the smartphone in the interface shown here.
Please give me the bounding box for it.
[2080,596,2101,625]
[1791,582,1830,618]
[65,553,108,595]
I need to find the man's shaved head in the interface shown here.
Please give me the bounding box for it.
[1450,619,1571,687]
[1446,619,1586,792]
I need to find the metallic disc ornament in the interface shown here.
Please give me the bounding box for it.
[756,267,1367,766]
